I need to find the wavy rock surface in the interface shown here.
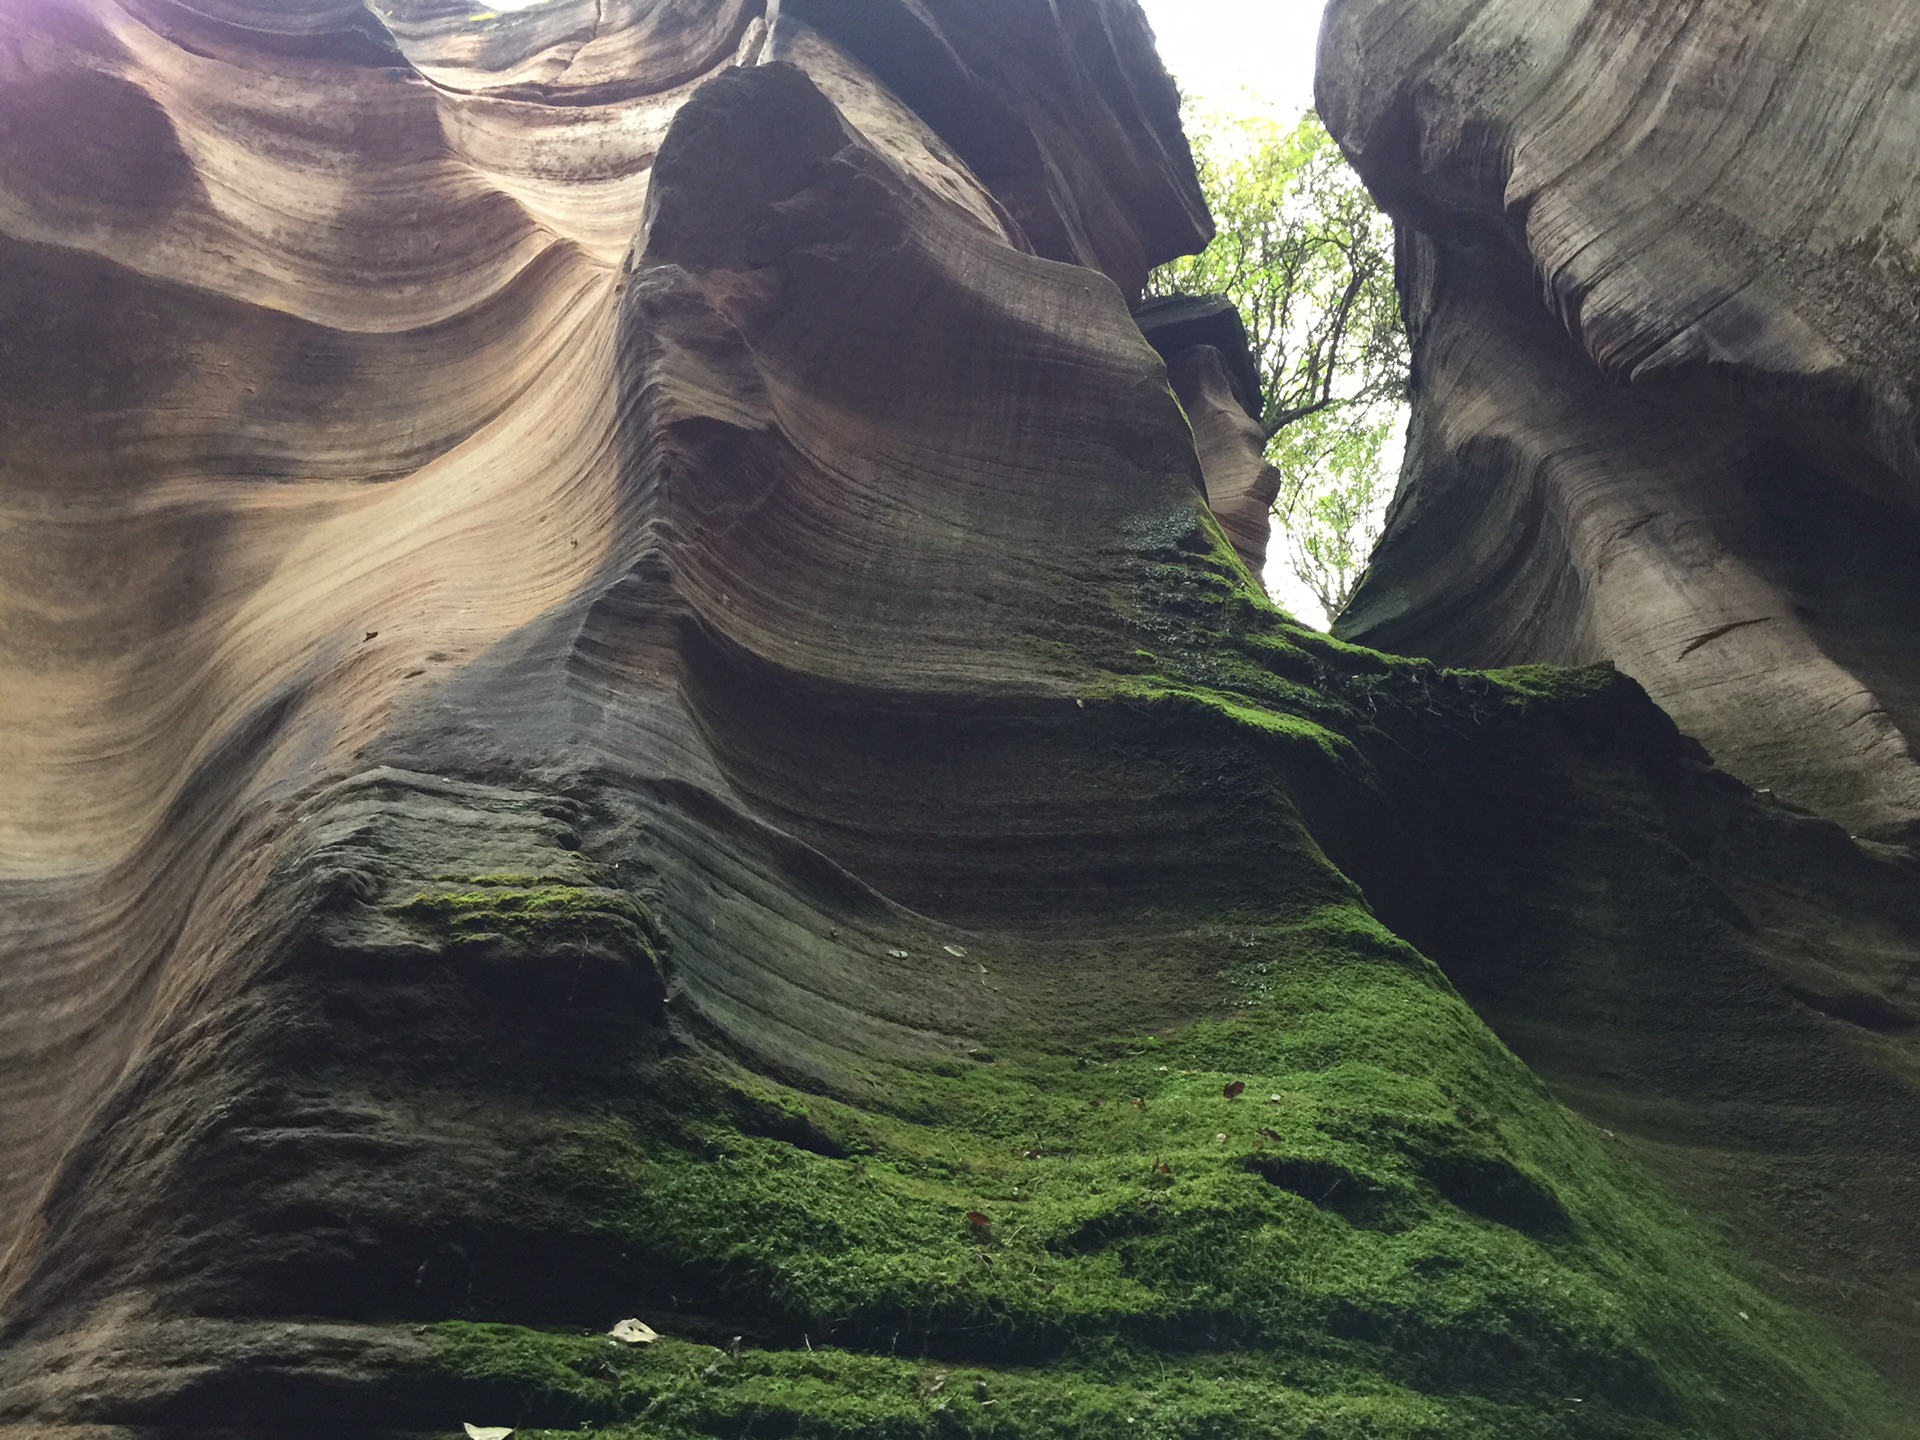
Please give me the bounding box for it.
[1323,0,1920,847]
[1137,294,1278,571]
[0,0,1203,1273]
[1,1,1918,1436]
[1167,344,1281,571]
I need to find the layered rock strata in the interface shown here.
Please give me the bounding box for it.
[1323,0,1920,847]
[1137,294,1280,571]
[0,1,1916,1436]
[1166,343,1282,571]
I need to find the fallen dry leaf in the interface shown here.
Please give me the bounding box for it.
[966,1210,992,1227]
[608,1318,660,1345]
[465,1426,514,1440]
[944,944,968,957]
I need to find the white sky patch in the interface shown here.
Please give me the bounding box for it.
[1136,0,1325,119]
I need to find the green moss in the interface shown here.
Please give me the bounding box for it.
[391,881,659,956]
[425,1326,1566,1438]
[1473,664,1623,705]
[1101,502,1414,747]
[399,890,1905,1438]
[1097,503,1654,782]
[393,499,1907,1438]
[431,1322,643,1417]
[1094,676,1359,764]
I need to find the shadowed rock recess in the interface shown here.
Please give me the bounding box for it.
[0,2,1916,1437]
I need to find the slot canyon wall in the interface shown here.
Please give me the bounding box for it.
[1323,0,1920,849]
[0,0,1915,1436]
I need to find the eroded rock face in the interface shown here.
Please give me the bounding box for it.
[1,1,1918,1435]
[1322,0,1920,847]
[1166,344,1281,571]
[1137,293,1279,571]
[0,0,1202,1287]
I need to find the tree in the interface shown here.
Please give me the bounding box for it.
[1148,108,1408,623]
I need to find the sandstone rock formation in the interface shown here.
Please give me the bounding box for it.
[1166,341,1282,571]
[0,1,1917,1436]
[1137,294,1281,572]
[1323,0,1920,848]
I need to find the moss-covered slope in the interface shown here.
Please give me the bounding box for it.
[351,512,1909,1440]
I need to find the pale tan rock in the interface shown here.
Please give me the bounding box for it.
[1167,345,1281,573]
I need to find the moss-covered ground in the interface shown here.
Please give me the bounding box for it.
[404,931,1903,1436]
[411,937,1904,1437]
[393,878,661,958]
[394,503,1907,1438]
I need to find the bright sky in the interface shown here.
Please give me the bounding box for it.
[1136,0,1326,119]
